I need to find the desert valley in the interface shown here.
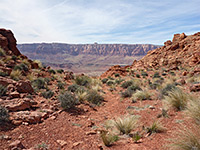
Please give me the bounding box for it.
[0,27,200,150]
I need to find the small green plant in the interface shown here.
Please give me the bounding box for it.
[136,74,140,78]
[115,78,124,84]
[153,72,161,78]
[74,76,91,87]
[113,115,138,135]
[76,91,87,103]
[141,71,148,78]
[121,80,133,89]
[48,69,56,74]
[35,142,49,150]
[32,78,46,89]
[121,88,134,98]
[0,85,7,96]
[58,91,78,110]
[163,88,188,111]
[132,132,142,143]
[100,130,119,147]
[14,63,29,72]
[41,90,54,99]
[86,90,104,105]
[56,69,64,74]
[101,78,108,84]
[106,80,115,86]
[68,84,85,93]
[10,70,22,81]
[146,121,166,135]
[0,105,9,123]
[132,90,151,102]
[57,81,65,89]
[114,73,120,77]
[11,55,17,61]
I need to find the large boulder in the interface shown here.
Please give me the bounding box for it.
[16,80,34,94]
[0,28,21,56]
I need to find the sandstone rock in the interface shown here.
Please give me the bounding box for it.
[164,40,172,46]
[180,33,186,40]
[9,140,25,150]
[16,80,34,94]
[176,79,186,85]
[86,130,96,135]
[57,140,67,147]
[182,71,188,76]
[72,141,83,147]
[190,83,200,92]
[0,76,16,86]
[0,28,21,56]
[64,71,74,80]
[10,91,20,98]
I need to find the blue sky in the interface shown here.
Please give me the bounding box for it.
[0,0,200,44]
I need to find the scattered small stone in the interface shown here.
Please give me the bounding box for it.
[57,140,67,147]
[0,135,11,140]
[86,130,96,135]
[72,141,83,147]
[9,140,25,150]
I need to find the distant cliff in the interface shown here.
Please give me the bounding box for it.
[17,43,160,56]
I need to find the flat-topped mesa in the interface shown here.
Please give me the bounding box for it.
[0,28,21,56]
[131,32,200,70]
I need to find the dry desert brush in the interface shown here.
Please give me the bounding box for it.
[100,130,119,147]
[113,115,138,135]
[132,90,151,102]
[187,97,200,125]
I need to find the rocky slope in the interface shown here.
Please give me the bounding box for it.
[102,32,200,77]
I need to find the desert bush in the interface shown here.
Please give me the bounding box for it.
[108,76,114,80]
[136,74,140,78]
[187,97,200,124]
[14,63,29,72]
[101,78,108,84]
[113,115,138,135]
[0,47,5,56]
[0,85,7,96]
[0,105,9,123]
[121,80,133,89]
[76,91,87,103]
[33,60,43,68]
[146,120,166,134]
[48,69,56,74]
[10,70,22,81]
[106,80,115,86]
[26,72,36,81]
[57,81,65,89]
[74,76,91,87]
[132,90,151,102]
[11,55,17,61]
[100,130,119,147]
[114,73,120,77]
[168,125,200,150]
[56,69,64,74]
[153,72,161,78]
[67,84,85,93]
[162,73,167,76]
[163,88,188,111]
[132,132,142,143]
[58,91,78,110]
[86,90,104,105]
[121,84,142,98]
[160,83,177,98]
[169,71,176,76]
[41,90,54,99]
[32,78,46,89]
[115,78,124,85]
[141,71,148,77]
[0,71,8,77]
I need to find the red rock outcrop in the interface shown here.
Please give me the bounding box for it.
[0,28,21,56]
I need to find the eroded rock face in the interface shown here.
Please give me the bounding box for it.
[101,65,127,78]
[0,28,21,56]
[16,80,34,94]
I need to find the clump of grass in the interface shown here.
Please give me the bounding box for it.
[14,63,29,72]
[48,69,56,74]
[115,78,124,85]
[76,91,87,103]
[168,125,200,150]
[100,130,119,147]
[58,91,78,110]
[0,85,7,96]
[114,73,120,77]
[160,83,177,98]
[106,80,115,86]
[32,77,46,89]
[41,90,54,99]
[33,60,43,68]
[141,71,148,78]
[132,132,142,143]
[153,72,161,78]
[10,70,22,81]
[68,84,85,93]
[121,80,133,89]
[26,72,36,81]
[35,142,49,150]
[132,90,151,102]
[121,84,142,98]
[57,81,65,89]
[0,105,9,123]
[163,88,189,111]
[86,90,104,105]
[101,78,108,84]
[74,76,91,87]
[146,120,166,135]
[187,97,200,124]
[113,115,138,135]
[56,69,64,74]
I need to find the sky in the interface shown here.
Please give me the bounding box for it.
[0,0,200,45]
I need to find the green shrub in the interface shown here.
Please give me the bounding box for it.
[128,84,142,92]
[0,105,9,123]
[32,78,46,89]
[141,71,148,77]
[57,81,65,89]
[10,70,22,81]
[86,90,104,105]
[146,121,166,134]
[153,72,161,78]
[100,130,119,147]
[14,63,29,72]
[163,88,188,111]
[0,85,7,97]
[121,84,142,98]
[44,78,51,85]
[0,71,8,77]
[56,69,64,74]
[113,115,138,135]
[108,76,114,80]
[68,84,83,93]
[11,55,17,61]
[136,74,140,78]
[74,76,91,87]
[114,73,120,77]
[106,80,115,86]
[101,78,108,84]
[48,69,56,74]
[121,80,133,89]
[132,90,151,102]
[115,78,124,85]
[41,90,54,99]
[58,91,78,110]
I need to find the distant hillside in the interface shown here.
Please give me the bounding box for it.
[17,43,160,75]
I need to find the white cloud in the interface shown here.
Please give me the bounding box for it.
[0,0,200,44]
